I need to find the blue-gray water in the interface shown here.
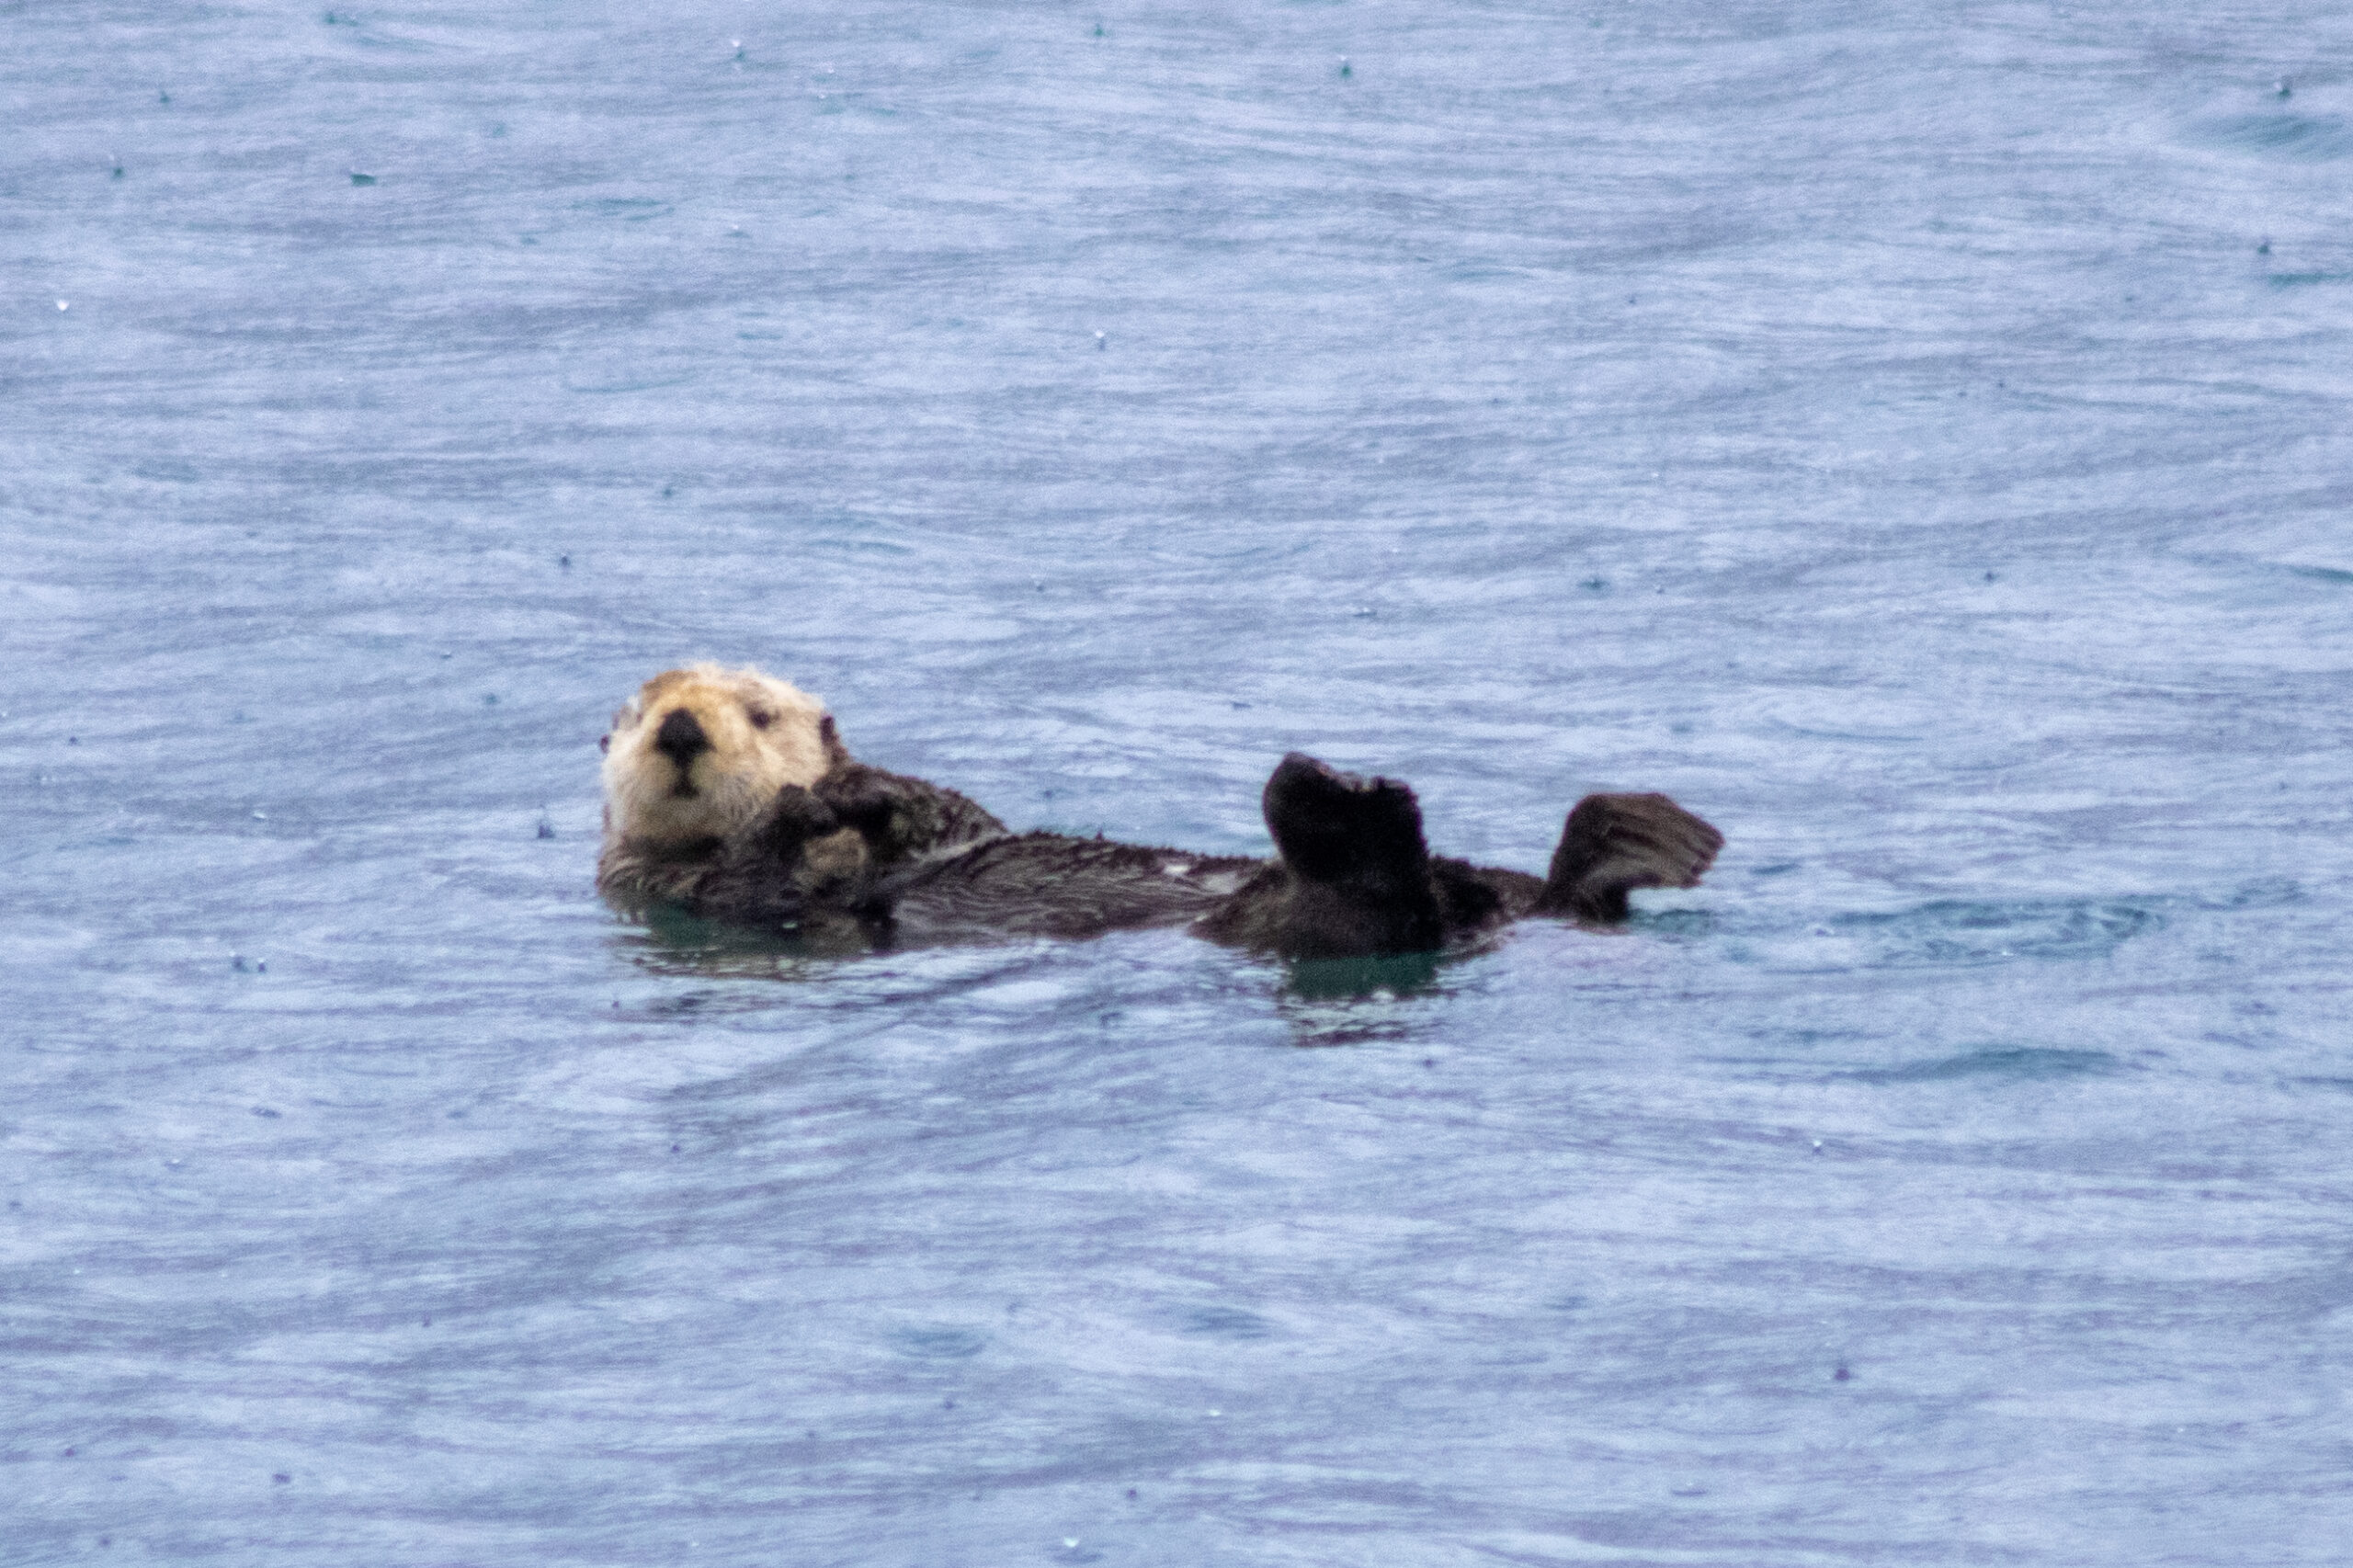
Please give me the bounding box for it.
[6,3,2351,1563]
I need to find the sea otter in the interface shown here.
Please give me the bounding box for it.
[597,665,1722,957]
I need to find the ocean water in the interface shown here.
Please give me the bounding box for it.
[5,2,2350,1563]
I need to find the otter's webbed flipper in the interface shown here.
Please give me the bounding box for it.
[1260,754,1429,889]
[1533,791,1723,923]
[1194,754,1449,959]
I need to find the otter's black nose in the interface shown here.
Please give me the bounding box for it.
[654,708,711,769]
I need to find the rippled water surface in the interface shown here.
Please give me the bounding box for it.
[6,3,2351,1563]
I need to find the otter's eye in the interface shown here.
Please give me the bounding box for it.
[748,708,774,730]
[598,733,611,755]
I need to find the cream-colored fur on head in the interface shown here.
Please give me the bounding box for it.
[599,665,836,855]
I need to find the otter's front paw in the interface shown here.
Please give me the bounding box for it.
[811,767,909,842]
[1538,792,1723,923]
[689,786,885,930]
[746,785,843,853]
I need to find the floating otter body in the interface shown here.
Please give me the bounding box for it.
[597,666,1722,959]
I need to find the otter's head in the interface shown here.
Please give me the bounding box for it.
[599,665,847,854]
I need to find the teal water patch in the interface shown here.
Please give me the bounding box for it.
[623,905,878,977]
[710,510,918,559]
[1282,949,1445,1002]
[2203,877,2302,912]
[1274,961,1457,1049]
[890,1325,988,1360]
[1749,1026,1876,1051]
[574,197,673,222]
[1770,722,1923,744]
[1635,908,1717,938]
[636,903,764,952]
[2188,113,2353,162]
[562,371,694,394]
[1844,1046,2118,1085]
[1832,898,2159,967]
[1179,1305,1275,1341]
[2269,272,2352,290]
[793,532,919,561]
[2288,565,2353,584]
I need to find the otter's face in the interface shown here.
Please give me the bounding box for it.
[600,665,836,850]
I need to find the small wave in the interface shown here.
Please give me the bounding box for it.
[561,372,694,395]
[2204,876,2302,912]
[1177,1305,1275,1341]
[574,197,675,221]
[1830,898,2160,967]
[889,1324,988,1360]
[1844,1046,2118,1085]
[2188,113,2353,162]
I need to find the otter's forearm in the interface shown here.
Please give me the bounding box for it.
[812,762,1007,868]
[688,785,875,926]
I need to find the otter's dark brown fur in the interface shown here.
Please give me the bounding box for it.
[673,758,1008,933]
[870,832,1264,942]
[693,750,1721,959]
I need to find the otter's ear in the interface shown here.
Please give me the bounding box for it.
[820,714,853,768]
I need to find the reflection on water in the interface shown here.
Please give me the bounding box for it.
[628,886,1495,1007]
[627,902,881,972]
[1279,949,1449,1006]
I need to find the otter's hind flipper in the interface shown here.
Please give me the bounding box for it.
[1195,754,1446,959]
[1261,753,1429,889]
[1534,792,1723,923]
